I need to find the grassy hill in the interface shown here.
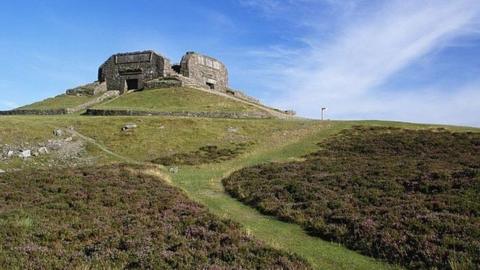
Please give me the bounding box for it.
[93,87,267,114]
[18,94,102,110]
[0,114,478,269]
[15,87,278,118]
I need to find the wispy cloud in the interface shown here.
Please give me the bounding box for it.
[245,0,480,126]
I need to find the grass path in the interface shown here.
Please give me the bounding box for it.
[67,119,473,269]
[168,122,399,269]
[67,128,139,164]
[71,121,398,269]
[4,115,476,269]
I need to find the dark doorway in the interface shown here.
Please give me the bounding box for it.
[126,79,139,90]
[206,82,215,90]
[172,64,181,74]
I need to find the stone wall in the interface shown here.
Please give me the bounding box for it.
[226,88,260,104]
[66,81,107,96]
[98,51,173,93]
[0,91,120,116]
[85,109,271,119]
[180,52,228,91]
[0,109,68,115]
[144,77,183,89]
[69,90,120,112]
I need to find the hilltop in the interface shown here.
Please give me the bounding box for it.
[1,50,479,270]
[14,86,287,119]
[2,50,295,119]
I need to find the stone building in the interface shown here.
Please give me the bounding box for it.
[179,52,228,91]
[97,50,228,93]
[98,51,173,93]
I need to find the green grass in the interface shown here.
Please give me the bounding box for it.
[93,87,265,113]
[18,94,101,110]
[0,115,314,170]
[0,115,478,269]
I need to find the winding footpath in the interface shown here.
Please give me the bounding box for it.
[69,127,397,270]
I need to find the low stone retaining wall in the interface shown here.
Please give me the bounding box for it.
[85,109,272,119]
[226,88,261,104]
[0,91,120,116]
[66,81,107,96]
[69,90,120,112]
[144,78,183,89]
[0,109,69,115]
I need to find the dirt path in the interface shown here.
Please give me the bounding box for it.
[69,128,172,183]
[67,129,138,164]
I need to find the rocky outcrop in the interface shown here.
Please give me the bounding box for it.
[0,128,88,170]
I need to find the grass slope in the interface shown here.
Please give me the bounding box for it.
[223,126,480,269]
[167,121,398,270]
[0,164,309,269]
[18,94,101,110]
[1,115,477,269]
[93,87,265,113]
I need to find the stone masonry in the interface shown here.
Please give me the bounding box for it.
[96,50,229,94]
[66,81,107,96]
[180,52,228,91]
[98,50,173,94]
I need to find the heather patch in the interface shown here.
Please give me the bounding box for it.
[223,126,480,269]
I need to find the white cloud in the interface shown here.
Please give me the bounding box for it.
[254,0,480,126]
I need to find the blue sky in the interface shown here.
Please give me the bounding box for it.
[1,0,480,126]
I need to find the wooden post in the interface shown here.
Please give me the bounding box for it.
[321,107,327,120]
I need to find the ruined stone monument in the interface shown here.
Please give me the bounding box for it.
[180,52,228,91]
[56,49,266,109]
[0,49,298,117]
[98,51,173,93]
[96,50,229,94]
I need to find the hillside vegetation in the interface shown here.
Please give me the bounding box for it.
[18,94,101,110]
[93,87,265,113]
[223,126,480,269]
[1,116,398,269]
[0,164,310,269]
[0,116,310,171]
